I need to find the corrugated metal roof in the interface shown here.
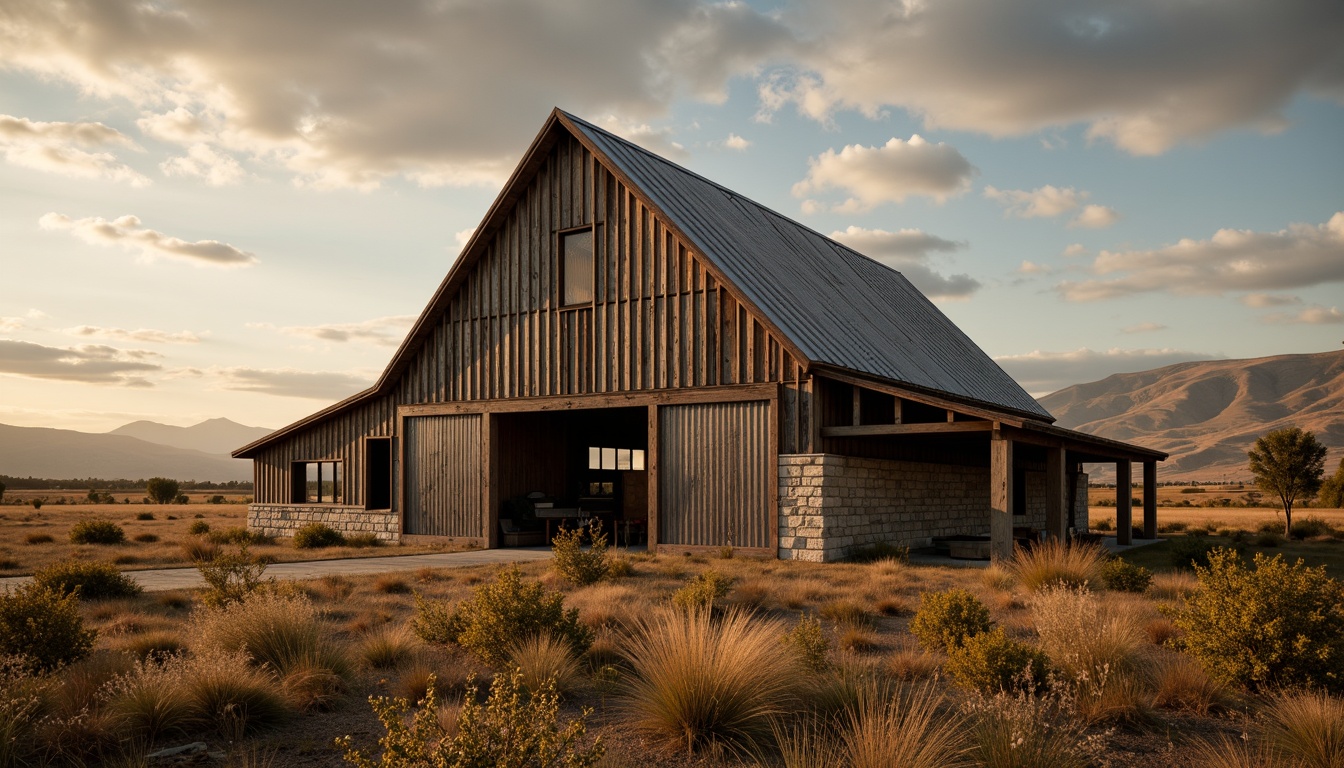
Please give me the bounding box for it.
[563,112,1053,422]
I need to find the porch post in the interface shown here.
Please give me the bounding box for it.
[1143,460,1158,540]
[1045,446,1067,541]
[990,432,1014,561]
[1116,460,1132,546]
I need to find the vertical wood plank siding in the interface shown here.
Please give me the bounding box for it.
[249,133,809,507]
[404,415,483,536]
[658,400,771,548]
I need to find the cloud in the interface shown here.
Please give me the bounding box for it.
[1017,260,1053,275]
[136,107,209,144]
[1058,212,1344,301]
[756,0,1344,155]
[1122,322,1166,334]
[160,144,246,186]
[1262,305,1344,325]
[453,227,477,255]
[247,315,416,347]
[723,133,751,150]
[0,114,149,185]
[829,226,979,299]
[793,136,975,210]
[1061,243,1089,258]
[995,347,1219,395]
[1071,204,1120,229]
[0,339,160,386]
[63,326,203,344]
[1240,293,1301,308]
[218,368,374,400]
[593,116,689,161]
[984,185,1086,219]
[39,213,259,267]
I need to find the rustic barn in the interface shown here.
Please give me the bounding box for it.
[233,109,1166,561]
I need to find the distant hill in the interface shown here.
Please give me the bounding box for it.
[1040,349,1344,482]
[0,423,254,482]
[109,417,272,455]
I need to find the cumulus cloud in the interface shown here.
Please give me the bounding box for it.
[995,347,1219,395]
[1061,243,1089,257]
[1262,305,1344,325]
[723,133,751,150]
[0,114,149,185]
[1240,293,1301,307]
[0,339,160,386]
[1071,204,1120,229]
[63,326,203,344]
[39,213,259,267]
[1122,322,1167,334]
[218,368,374,400]
[1057,212,1344,301]
[984,185,1085,219]
[1017,260,1053,275]
[829,226,979,299]
[793,136,975,211]
[160,144,245,186]
[247,315,416,347]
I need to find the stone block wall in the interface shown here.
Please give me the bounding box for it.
[249,504,401,542]
[778,453,1065,562]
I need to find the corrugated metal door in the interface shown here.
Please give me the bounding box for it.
[404,414,482,536]
[659,400,771,548]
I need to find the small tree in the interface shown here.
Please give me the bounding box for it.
[145,477,180,505]
[1319,457,1344,509]
[1248,427,1327,536]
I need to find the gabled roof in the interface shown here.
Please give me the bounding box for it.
[559,111,1052,422]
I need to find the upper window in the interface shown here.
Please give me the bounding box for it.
[587,446,646,471]
[293,460,343,504]
[561,229,594,306]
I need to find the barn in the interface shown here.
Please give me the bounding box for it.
[233,109,1166,562]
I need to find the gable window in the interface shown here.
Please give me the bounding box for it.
[292,461,343,504]
[560,229,594,306]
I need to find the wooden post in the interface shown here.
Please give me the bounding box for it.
[1045,446,1066,541]
[990,432,1014,561]
[851,384,862,426]
[482,412,499,549]
[1116,460,1132,546]
[1143,460,1158,540]
[647,404,659,552]
[893,397,902,424]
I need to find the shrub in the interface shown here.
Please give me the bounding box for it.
[1174,548,1344,692]
[618,607,798,755]
[188,519,211,535]
[909,588,991,652]
[551,519,610,585]
[293,522,346,548]
[374,575,411,594]
[846,542,911,563]
[178,649,290,736]
[1169,536,1218,570]
[1262,689,1344,768]
[135,512,155,521]
[413,564,592,665]
[608,554,633,579]
[509,631,583,696]
[68,517,126,544]
[123,631,186,661]
[208,526,265,545]
[0,656,47,767]
[146,477,180,505]
[820,599,873,628]
[1007,539,1105,591]
[1150,652,1228,714]
[134,532,159,543]
[1291,516,1335,540]
[23,533,53,545]
[196,543,271,607]
[1028,584,1144,681]
[338,669,604,768]
[1092,518,1113,531]
[783,614,831,672]
[965,686,1093,768]
[945,627,1049,693]
[1253,531,1283,547]
[345,532,381,548]
[671,569,734,611]
[209,495,226,504]
[182,536,221,562]
[106,658,193,740]
[1099,558,1153,593]
[838,681,969,768]
[0,582,95,672]
[32,559,142,600]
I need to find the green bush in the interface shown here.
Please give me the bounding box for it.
[68,518,125,545]
[1291,516,1334,540]
[782,614,830,672]
[187,520,211,535]
[910,588,992,652]
[1168,536,1217,570]
[135,512,155,521]
[293,522,346,548]
[33,559,142,600]
[945,627,1050,693]
[1099,558,1152,593]
[146,477,180,505]
[413,565,592,665]
[1174,548,1344,692]
[208,495,226,504]
[551,519,610,585]
[345,532,381,548]
[207,526,267,545]
[0,582,95,672]
[671,569,734,611]
[1092,518,1114,531]
[196,544,271,608]
[1253,531,1283,547]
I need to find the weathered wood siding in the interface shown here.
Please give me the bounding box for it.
[250,395,398,507]
[403,414,482,537]
[658,400,774,549]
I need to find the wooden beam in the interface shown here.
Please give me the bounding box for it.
[946,409,955,423]
[1045,446,1066,541]
[894,397,902,425]
[1143,460,1158,540]
[1116,460,1133,546]
[812,367,1031,427]
[990,433,1014,562]
[820,421,993,438]
[851,384,862,426]
[398,382,777,417]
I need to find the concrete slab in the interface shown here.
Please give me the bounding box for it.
[0,547,554,593]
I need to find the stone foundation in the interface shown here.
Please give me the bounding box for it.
[249,504,400,542]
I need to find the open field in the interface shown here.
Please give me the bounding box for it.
[0,502,467,576]
[1088,505,1344,534]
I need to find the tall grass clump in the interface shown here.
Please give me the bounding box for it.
[68,517,126,544]
[838,681,970,768]
[33,559,142,600]
[358,623,419,670]
[1174,548,1344,692]
[1262,690,1344,768]
[1008,540,1105,591]
[508,631,583,696]
[618,607,799,755]
[177,649,290,736]
[965,685,1095,768]
[0,582,95,672]
[106,657,194,740]
[910,588,991,652]
[551,520,610,585]
[0,656,47,767]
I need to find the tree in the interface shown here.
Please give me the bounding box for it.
[1248,427,1327,536]
[0,480,5,503]
[1319,457,1344,509]
[145,477,181,505]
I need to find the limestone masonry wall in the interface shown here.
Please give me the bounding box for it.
[249,504,400,542]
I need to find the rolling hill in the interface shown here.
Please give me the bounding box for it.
[1040,349,1344,482]
[108,417,272,455]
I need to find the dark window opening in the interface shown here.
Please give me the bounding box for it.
[366,438,392,510]
[561,229,594,306]
[1013,468,1026,517]
[292,461,342,504]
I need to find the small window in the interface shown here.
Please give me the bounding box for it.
[292,461,343,504]
[561,229,593,305]
[587,446,645,471]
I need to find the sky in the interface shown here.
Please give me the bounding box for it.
[1,0,1342,434]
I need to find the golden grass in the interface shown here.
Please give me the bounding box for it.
[509,631,583,696]
[1007,540,1106,591]
[839,681,970,768]
[358,623,420,670]
[1150,652,1228,714]
[1262,690,1344,768]
[1028,585,1146,680]
[190,591,353,686]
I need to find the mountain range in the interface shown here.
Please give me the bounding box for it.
[1040,349,1344,482]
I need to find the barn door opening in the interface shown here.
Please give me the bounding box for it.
[403,414,482,537]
